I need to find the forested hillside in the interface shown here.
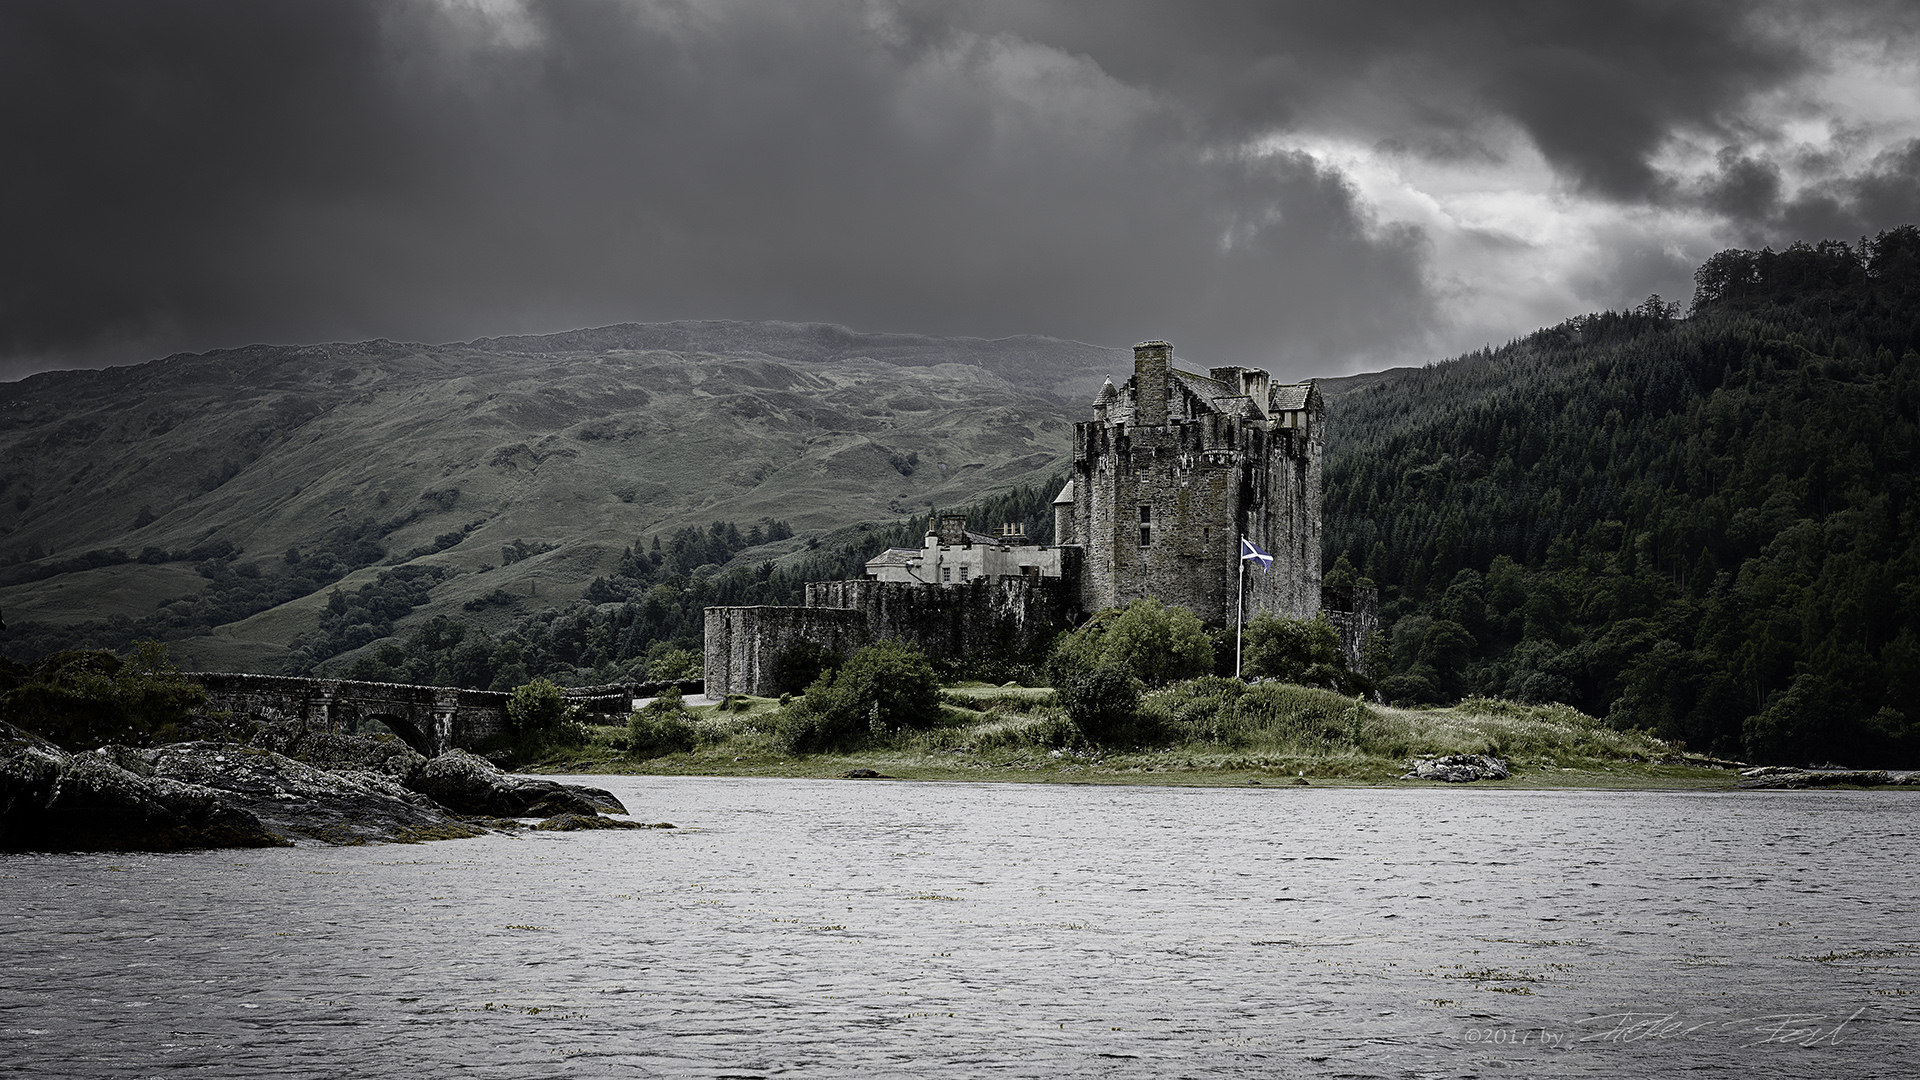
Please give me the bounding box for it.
[1324,227,1920,767]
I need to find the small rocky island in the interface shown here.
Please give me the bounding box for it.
[1,720,662,852]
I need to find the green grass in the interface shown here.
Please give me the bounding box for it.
[517,681,1745,789]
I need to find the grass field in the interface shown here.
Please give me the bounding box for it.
[516,682,1753,790]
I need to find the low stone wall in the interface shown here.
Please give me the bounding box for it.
[703,607,871,697]
[561,679,705,722]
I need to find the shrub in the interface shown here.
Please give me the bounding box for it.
[628,687,698,758]
[1151,675,1247,742]
[1241,612,1371,697]
[773,641,941,753]
[1102,599,1214,687]
[1048,600,1213,691]
[643,643,703,682]
[1059,663,1142,746]
[0,641,211,750]
[495,678,586,760]
[1229,682,1359,749]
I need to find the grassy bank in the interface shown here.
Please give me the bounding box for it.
[515,681,1754,790]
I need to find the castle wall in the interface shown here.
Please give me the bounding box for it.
[1074,418,1244,626]
[703,606,871,697]
[807,567,1081,662]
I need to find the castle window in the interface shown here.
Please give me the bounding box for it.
[1139,505,1151,546]
[942,566,951,582]
[959,565,970,581]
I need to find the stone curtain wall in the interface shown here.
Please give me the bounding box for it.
[703,606,871,697]
[704,565,1086,697]
[806,571,1081,662]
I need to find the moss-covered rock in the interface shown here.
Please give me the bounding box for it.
[410,749,627,816]
[2,722,283,851]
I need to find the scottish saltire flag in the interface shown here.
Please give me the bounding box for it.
[1240,537,1272,570]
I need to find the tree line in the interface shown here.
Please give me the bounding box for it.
[1325,226,1920,766]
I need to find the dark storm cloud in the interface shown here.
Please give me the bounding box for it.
[1,0,1915,382]
[932,0,1808,198]
[0,0,1435,380]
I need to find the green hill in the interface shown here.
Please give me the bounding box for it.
[0,323,1126,671]
[1322,226,1920,767]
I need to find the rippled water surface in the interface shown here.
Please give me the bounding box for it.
[4,779,1917,1077]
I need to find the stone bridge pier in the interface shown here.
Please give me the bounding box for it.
[188,674,510,757]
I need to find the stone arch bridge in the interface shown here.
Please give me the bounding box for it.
[187,673,701,757]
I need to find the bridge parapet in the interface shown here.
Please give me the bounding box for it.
[188,673,507,756]
[184,673,706,756]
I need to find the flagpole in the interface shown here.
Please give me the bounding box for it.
[1235,536,1246,679]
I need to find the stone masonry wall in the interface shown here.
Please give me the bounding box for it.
[703,606,871,697]
[805,570,1081,663]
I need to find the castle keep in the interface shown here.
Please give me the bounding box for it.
[1057,340,1323,627]
[704,341,1345,696]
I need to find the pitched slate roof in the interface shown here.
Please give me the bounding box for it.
[865,548,921,567]
[1269,382,1318,412]
[1172,369,1241,415]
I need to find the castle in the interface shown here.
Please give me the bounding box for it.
[705,341,1359,696]
[1058,340,1323,627]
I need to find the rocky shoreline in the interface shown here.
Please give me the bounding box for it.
[1735,765,1920,789]
[1,720,664,852]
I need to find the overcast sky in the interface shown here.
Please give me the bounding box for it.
[4,0,1918,383]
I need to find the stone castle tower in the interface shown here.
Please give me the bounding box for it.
[1053,340,1323,628]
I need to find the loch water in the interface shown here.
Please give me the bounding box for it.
[3,778,1916,1078]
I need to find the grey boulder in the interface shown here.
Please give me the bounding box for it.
[1403,754,1511,783]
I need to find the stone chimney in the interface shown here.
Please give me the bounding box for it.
[1133,340,1171,427]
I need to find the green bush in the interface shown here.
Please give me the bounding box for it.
[1059,663,1142,746]
[1047,599,1214,691]
[628,687,698,758]
[1241,612,1371,697]
[773,641,941,753]
[1102,599,1215,687]
[0,641,213,750]
[495,677,587,760]
[643,643,703,682]
[774,640,843,695]
[1228,682,1360,750]
[1151,675,1248,742]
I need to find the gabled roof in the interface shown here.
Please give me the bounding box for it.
[1053,479,1075,504]
[865,548,922,567]
[1172,369,1234,413]
[1270,381,1320,412]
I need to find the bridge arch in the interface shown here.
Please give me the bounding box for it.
[359,713,433,757]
